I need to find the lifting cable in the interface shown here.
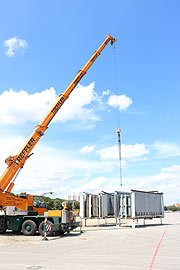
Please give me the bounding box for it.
[112,42,122,186]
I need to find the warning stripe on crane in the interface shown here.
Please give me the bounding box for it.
[44,217,52,231]
[46,224,52,231]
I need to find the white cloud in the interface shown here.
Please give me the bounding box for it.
[132,164,180,205]
[162,164,180,173]
[0,135,179,204]
[0,88,56,125]
[97,145,118,160]
[67,164,180,204]
[0,135,116,197]
[73,164,180,204]
[97,143,149,161]
[0,135,26,165]
[79,145,95,154]
[102,90,110,96]
[75,176,107,193]
[4,37,28,57]
[107,94,132,110]
[122,143,149,159]
[152,142,180,158]
[56,82,99,124]
[84,172,91,181]
[0,83,99,127]
[0,84,133,128]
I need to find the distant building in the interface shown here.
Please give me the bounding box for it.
[67,192,81,202]
[174,203,180,207]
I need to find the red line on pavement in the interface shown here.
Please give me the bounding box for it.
[149,224,168,270]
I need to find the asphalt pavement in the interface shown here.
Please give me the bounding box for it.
[0,212,179,270]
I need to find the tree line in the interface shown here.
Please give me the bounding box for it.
[45,197,80,210]
[164,205,180,211]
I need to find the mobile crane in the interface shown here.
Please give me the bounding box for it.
[0,35,116,235]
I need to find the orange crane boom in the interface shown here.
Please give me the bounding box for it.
[0,35,116,193]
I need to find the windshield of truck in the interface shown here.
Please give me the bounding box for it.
[33,196,46,208]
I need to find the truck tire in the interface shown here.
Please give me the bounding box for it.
[22,220,37,236]
[0,227,7,234]
[0,217,7,234]
[38,220,53,236]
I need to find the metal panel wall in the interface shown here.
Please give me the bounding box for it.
[80,190,164,219]
[114,191,131,218]
[80,192,99,218]
[80,194,85,218]
[100,192,115,217]
[131,190,164,218]
[92,195,99,217]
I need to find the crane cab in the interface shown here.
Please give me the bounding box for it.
[0,191,47,215]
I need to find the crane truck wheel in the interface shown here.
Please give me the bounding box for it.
[0,227,7,234]
[0,218,7,234]
[38,220,53,236]
[22,220,37,236]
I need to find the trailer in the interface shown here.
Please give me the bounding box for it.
[80,189,164,227]
[131,189,164,221]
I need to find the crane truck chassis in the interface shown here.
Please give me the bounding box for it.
[0,35,116,235]
[0,205,79,236]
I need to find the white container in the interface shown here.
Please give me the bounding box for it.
[80,192,99,218]
[92,195,99,217]
[80,194,85,218]
[80,190,164,220]
[131,190,164,218]
[114,191,131,218]
[100,192,114,218]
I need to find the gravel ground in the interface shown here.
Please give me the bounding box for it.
[0,232,41,246]
[0,217,147,245]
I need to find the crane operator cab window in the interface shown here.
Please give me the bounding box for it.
[33,196,46,208]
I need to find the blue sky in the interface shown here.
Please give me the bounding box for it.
[0,0,180,204]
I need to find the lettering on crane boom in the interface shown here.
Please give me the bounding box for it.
[51,96,65,115]
[73,71,85,86]
[16,138,35,164]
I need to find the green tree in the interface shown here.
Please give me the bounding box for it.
[165,205,180,212]
[54,198,63,210]
[44,197,80,211]
[45,197,55,210]
[74,201,80,209]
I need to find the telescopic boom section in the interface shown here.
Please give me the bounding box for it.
[0,35,116,192]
